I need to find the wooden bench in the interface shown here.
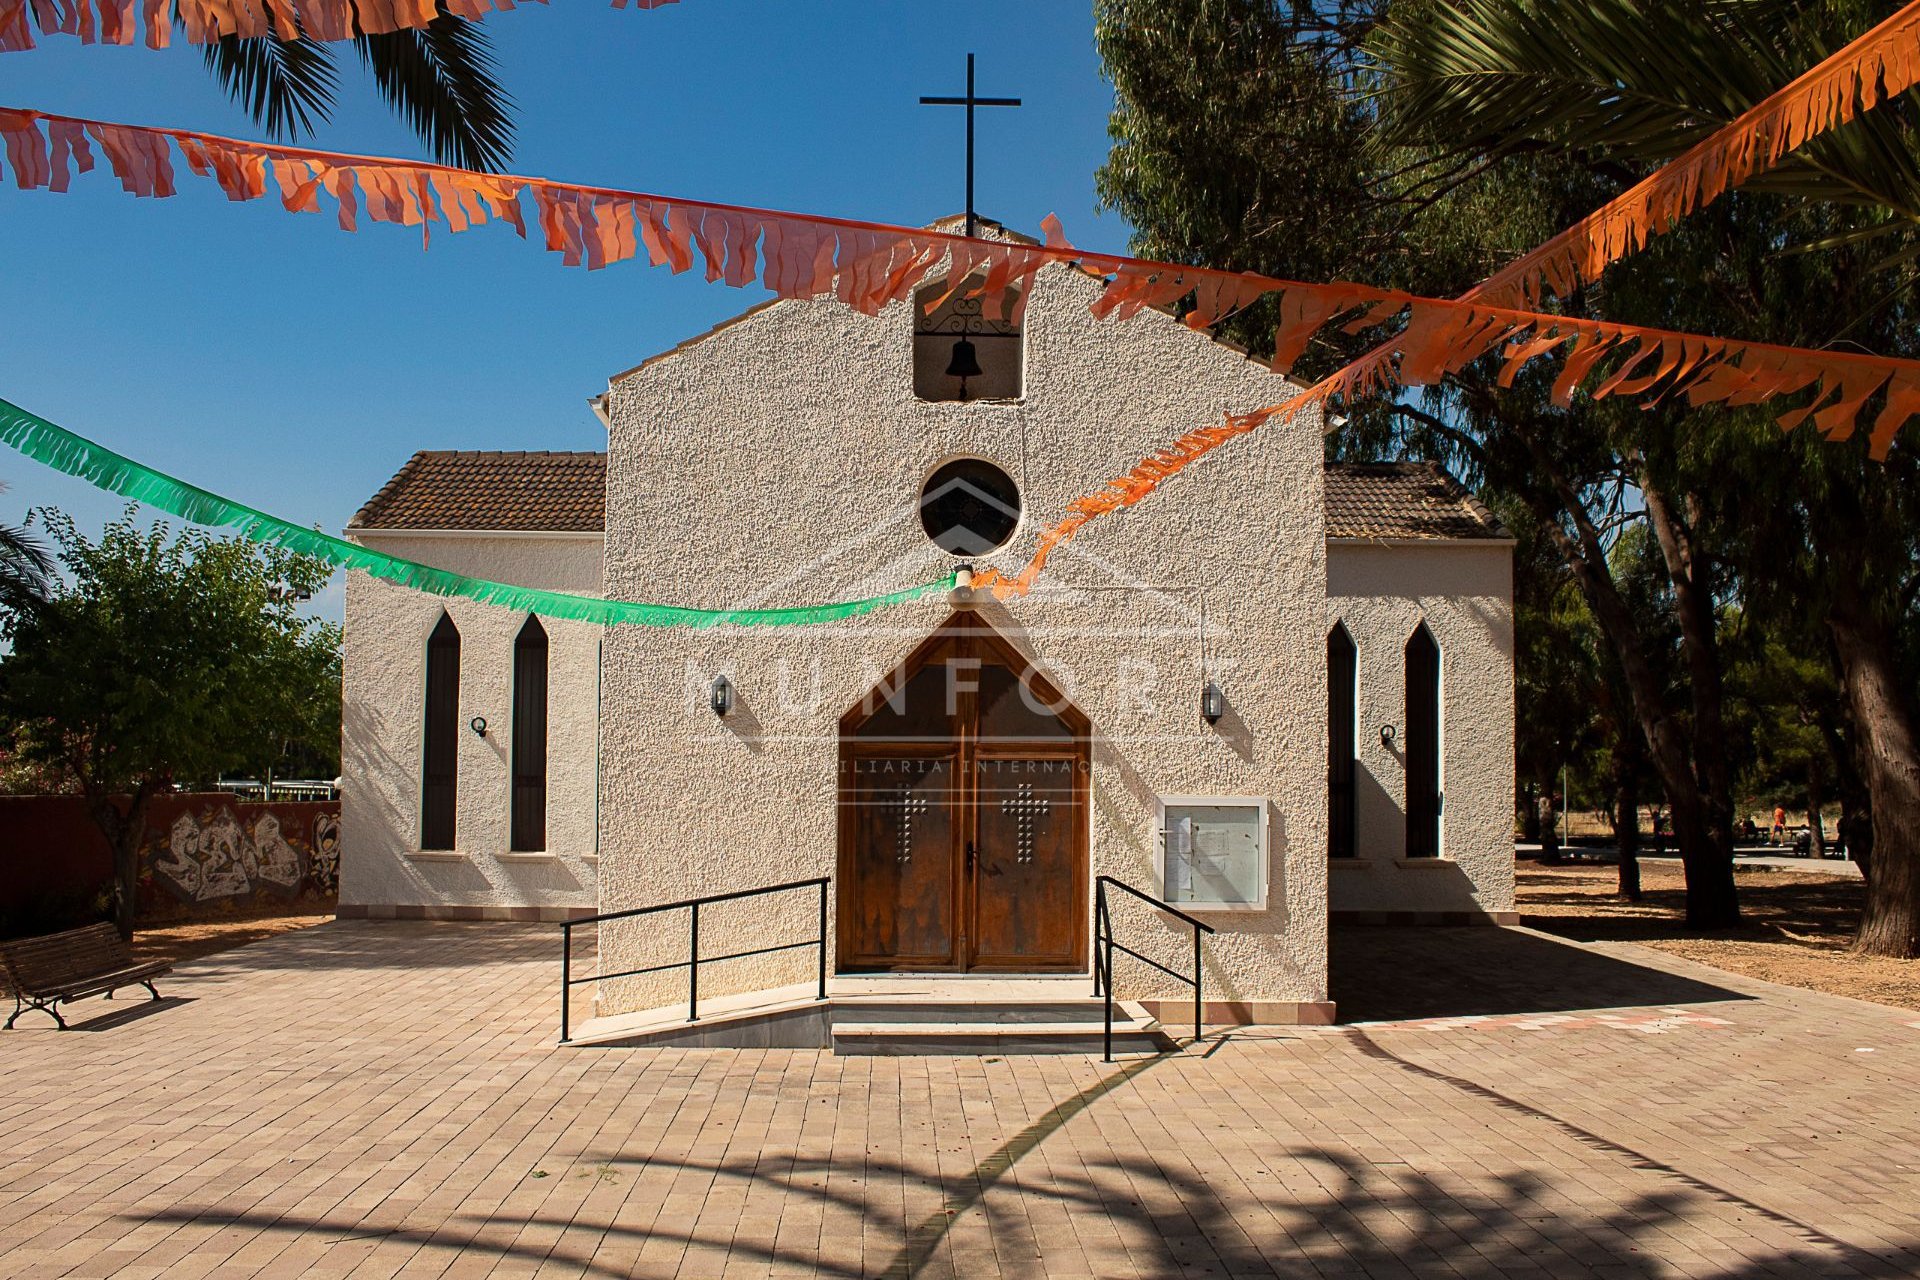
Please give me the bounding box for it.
[0,922,171,1029]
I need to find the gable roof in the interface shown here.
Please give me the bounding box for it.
[1324,461,1509,541]
[350,451,1507,542]
[349,451,606,532]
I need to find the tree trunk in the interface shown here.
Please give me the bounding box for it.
[1613,749,1642,901]
[1830,596,1920,958]
[1807,756,1827,860]
[82,782,154,942]
[1638,473,1741,920]
[1510,427,1737,926]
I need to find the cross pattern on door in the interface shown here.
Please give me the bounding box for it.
[1001,783,1051,863]
[885,785,932,863]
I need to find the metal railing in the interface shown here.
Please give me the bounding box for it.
[1091,875,1215,1062]
[559,877,829,1043]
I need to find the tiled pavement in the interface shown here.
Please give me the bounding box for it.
[3,921,1918,1279]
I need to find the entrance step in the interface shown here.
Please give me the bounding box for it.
[568,976,1178,1055]
[830,1003,1168,1056]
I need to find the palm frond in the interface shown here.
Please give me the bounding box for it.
[1368,0,1920,222]
[357,7,515,172]
[0,514,54,612]
[201,33,340,141]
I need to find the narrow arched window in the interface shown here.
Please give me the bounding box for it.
[1405,623,1442,858]
[511,616,549,852]
[1328,623,1357,859]
[421,613,461,850]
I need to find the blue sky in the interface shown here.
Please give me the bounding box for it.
[0,2,1130,620]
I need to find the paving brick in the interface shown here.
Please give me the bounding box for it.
[1,920,1916,1277]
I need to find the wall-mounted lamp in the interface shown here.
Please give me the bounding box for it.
[1379,724,1397,748]
[469,716,488,738]
[954,561,975,591]
[709,674,734,719]
[1201,681,1225,726]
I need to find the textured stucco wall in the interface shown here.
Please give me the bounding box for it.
[1326,541,1515,915]
[339,534,604,915]
[597,256,1331,1013]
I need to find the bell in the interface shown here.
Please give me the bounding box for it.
[945,336,984,380]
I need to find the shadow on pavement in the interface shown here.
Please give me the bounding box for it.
[1331,924,1751,1022]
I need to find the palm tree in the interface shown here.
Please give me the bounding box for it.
[0,483,53,616]
[1367,0,1920,957]
[29,2,515,171]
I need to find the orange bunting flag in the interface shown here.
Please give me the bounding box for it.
[1471,0,1920,307]
[0,0,676,52]
[2,105,1916,605]
[970,2,1920,598]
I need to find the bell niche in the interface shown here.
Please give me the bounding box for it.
[912,274,1023,402]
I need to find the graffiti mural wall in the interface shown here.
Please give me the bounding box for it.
[147,801,340,908]
[0,793,340,928]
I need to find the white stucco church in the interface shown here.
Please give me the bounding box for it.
[337,218,1516,1033]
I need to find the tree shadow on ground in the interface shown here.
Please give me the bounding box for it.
[1521,866,1866,948]
[127,1039,1920,1279]
[165,919,559,973]
[1331,923,1751,1022]
[133,1116,1913,1279]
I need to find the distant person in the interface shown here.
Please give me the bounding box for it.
[1538,792,1561,864]
[1772,804,1788,844]
[1653,808,1668,853]
[1739,815,1758,842]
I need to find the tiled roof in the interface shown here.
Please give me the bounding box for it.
[1324,461,1509,541]
[350,453,1506,542]
[348,452,606,532]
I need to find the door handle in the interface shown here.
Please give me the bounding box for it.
[965,841,976,874]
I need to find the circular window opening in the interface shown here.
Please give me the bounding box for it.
[919,458,1021,555]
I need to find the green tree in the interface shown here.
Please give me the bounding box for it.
[0,510,341,939]
[1095,0,1749,924]
[22,3,515,170]
[1368,0,1920,953]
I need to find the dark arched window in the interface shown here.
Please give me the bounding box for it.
[421,613,461,850]
[1328,623,1357,859]
[511,616,549,852]
[1405,623,1442,858]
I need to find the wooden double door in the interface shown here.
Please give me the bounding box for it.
[838,618,1090,972]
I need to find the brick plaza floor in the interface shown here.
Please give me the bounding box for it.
[3,920,1918,1279]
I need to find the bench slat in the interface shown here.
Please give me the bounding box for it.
[2,923,167,1000]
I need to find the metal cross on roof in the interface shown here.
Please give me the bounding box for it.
[919,54,1021,239]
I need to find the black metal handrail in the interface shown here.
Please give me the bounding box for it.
[1091,875,1215,1062]
[559,876,829,1043]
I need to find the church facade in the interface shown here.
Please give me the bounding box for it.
[338,221,1516,1025]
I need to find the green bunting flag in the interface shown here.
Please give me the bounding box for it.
[0,397,952,627]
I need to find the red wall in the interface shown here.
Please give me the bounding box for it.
[0,793,339,928]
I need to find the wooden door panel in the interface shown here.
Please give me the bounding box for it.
[841,754,959,969]
[970,756,1083,969]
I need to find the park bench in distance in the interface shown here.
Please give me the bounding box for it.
[1,922,171,1029]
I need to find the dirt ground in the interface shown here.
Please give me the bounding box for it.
[130,911,333,967]
[1518,860,1920,1010]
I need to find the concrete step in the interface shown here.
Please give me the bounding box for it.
[567,976,1181,1055]
[830,999,1171,1056]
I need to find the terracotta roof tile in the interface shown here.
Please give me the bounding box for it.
[349,452,606,532]
[1324,461,1510,541]
[351,453,1506,542]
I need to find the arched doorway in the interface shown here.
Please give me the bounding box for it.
[837,615,1090,972]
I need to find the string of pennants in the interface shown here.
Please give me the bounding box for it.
[0,1,1915,608]
[0,396,957,627]
[0,0,676,52]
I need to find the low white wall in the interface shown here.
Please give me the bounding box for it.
[1326,540,1515,918]
[339,533,604,917]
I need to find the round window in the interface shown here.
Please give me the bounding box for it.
[919,458,1021,555]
